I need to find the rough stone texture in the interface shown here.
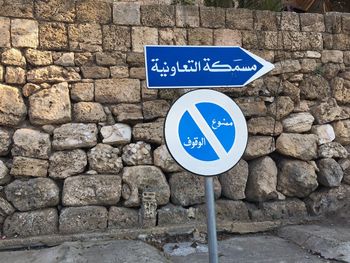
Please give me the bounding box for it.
[22,83,41,97]
[29,82,71,125]
[113,2,140,25]
[277,159,318,198]
[27,65,80,83]
[39,22,68,50]
[226,8,253,30]
[0,84,27,126]
[332,77,350,104]
[176,5,199,27]
[214,29,242,46]
[0,160,11,185]
[122,142,152,166]
[68,23,102,52]
[95,79,140,103]
[3,208,58,237]
[5,178,59,211]
[71,82,94,102]
[244,136,275,160]
[282,113,315,133]
[200,6,225,28]
[340,158,350,185]
[235,99,267,117]
[12,128,51,159]
[317,158,344,187]
[76,0,111,24]
[219,159,248,200]
[49,150,87,179]
[0,197,15,224]
[188,28,213,45]
[199,200,249,222]
[133,120,164,145]
[311,98,350,124]
[11,19,38,48]
[87,144,123,174]
[276,133,318,161]
[73,102,106,123]
[246,156,278,202]
[333,120,350,145]
[318,142,348,158]
[54,52,75,66]
[25,49,52,66]
[300,75,330,100]
[153,145,182,173]
[102,25,130,52]
[0,129,11,156]
[305,184,350,215]
[322,50,343,63]
[311,124,335,145]
[35,0,75,22]
[101,124,132,145]
[141,5,175,27]
[143,100,170,120]
[5,66,26,84]
[132,27,158,53]
[111,104,143,123]
[169,172,221,206]
[247,117,283,136]
[62,175,122,206]
[2,48,26,67]
[281,12,300,31]
[59,206,108,234]
[272,60,301,75]
[0,17,10,47]
[268,96,294,120]
[10,157,49,177]
[122,166,170,207]
[108,207,139,229]
[157,205,197,226]
[81,66,110,79]
[300,13,325,32]
[52,123,98,150]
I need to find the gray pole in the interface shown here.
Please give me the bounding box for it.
[205,177,218,263]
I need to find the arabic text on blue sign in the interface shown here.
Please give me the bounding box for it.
[144,46,274,89]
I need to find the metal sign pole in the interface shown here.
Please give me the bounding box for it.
[205,177,218,263]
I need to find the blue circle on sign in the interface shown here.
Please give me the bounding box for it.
[178,102,235,161]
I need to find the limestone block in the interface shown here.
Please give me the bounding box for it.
[0,0,33,18]
[3,208,58,237]
[1,48,26,67]
[267,96,294,120]
[127,52,145,67]
[68,23,102,52]
[133,120,164,145]
[324,13,342,34]
[35,0,75,22]
[235,99,267,117]
[339,159,350,184]
[10,157,49,177]
[226,8,253,30]
[176,5,199,27]
[54,52,75,66]
[254,10,279,31]
[219,159,248,200]
[29,82,71,125]
[113,2,140,25]
[300,75,330,100]
[25,49,52,66]
[62,175,122,206]
[59,206,108,234]
[280,12,300,31]
[108,207,139,229]
[73,102,106,123]
[0,84,26,126]
[188,28,213,45]
[300,13,325,32]
[272,60,301,75]
[318,142,348,159]
[5,67,26,84]
[157,205,198,226]
[76,0,111,24]
[122,142,152,166]
[27,65,80,83]
[159,28,187,45]
[87,144,123,174]
[245,156,278,202]
[0,197,14,223]
[22,83,41,97]
[283,31,323,51]
[200,6,225,28]
[311,98,350,124]
[11,128,51,159]
[11,19,38,48]
[317,158,344,187]
[110,66,129,78]
[52,123,98,150]
[141,5,175,27]
[141,81,157,100]
[96,51,125,66]
[74,51,94,66]
[71,82,94,102]
[169,172,221,206]
[142,100,170,120]
[95,79,140,103]
[244,136,275,160]
[100,124,132,146]
[0,160,11,185]
[300,59,317,73]
[122,166,170,207]
[330,34,350,50]
[0,66,3,82]
[5,178,59,211]
[103,25,131,52]
[111,104,143,123]
[132,27,158,52]
[282,113,315,133]
[247,116,282,136]
[277,159,318,198]
[322,50,343,63]
[153,145,182,173]
[39,22,68,50]
[129,67,145,79]
[49,150,87,179]
[214,29,241,46]
[333,120,350,145]
[311,124,335,145]
[0,129,11,156]
[332,77,350,104]
[276,133,318,161]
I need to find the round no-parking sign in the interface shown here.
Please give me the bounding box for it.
[164,89,248,176]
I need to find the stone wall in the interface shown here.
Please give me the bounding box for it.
[0,0,349,238]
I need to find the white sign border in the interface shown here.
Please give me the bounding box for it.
[164,89,248,176]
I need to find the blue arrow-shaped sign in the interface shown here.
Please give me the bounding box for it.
[144,46,274,89]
